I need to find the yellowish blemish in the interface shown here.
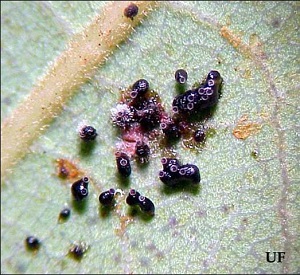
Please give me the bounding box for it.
[233,114,262,140]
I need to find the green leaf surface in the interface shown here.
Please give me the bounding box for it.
[1,1,299,274]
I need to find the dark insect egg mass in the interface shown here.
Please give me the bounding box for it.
[99,188,115,206]
[25,236,40,251]
[79,125,97,142]
[116,152,131,177]
[124,3,139,20]
[172,70,223,115]
[175,69,188,84]
[159,158,201,186]
[71,177,89,201]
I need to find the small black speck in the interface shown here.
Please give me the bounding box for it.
[59,208,71,220]
[251,149,259,158]
[25,236,40,251]
[135,141,150,163]
[69,243,88,260]
[124,3,139,20]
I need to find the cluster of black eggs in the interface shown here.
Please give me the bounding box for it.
[25,70,221,255]
[99,188,155,216]
[70,178,155,215]
[115,141,151,178]
[112,78,163,132]
[159,157,201,187]
[172,70,223,115]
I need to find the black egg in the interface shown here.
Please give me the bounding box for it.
[138,195,155,215]
[172,89,200,114]
[25,236,40,250]
[79,125,97,142]
[132,79,149,97]
[172,70,223,115]
[69,244,86,259]
[161,120,181,140]
[175,69,188,84]
[116,152,131,177]
[59,208,71,219]
[159,158,201,186]
[161,158,181,174]
[124,3,139,20]
[126,189,141,206]
[194,129,206,143]
[99,189,115,206]
[71,177,89,201]
[138,101,161,131]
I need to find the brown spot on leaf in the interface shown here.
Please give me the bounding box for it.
[113,194,134,237]
[233,115,262,140]
[115,215,134,237]
[220,27,267,61]
[56,158,83,180]
[220,26,242,49]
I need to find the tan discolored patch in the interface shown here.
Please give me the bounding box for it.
[115,215,134,237]
[220,26,266,61]
[233,115,262,140]
[55,158,84,180]
[220,26,242,50]
[113,193,134,237]
[242,68,252,79]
